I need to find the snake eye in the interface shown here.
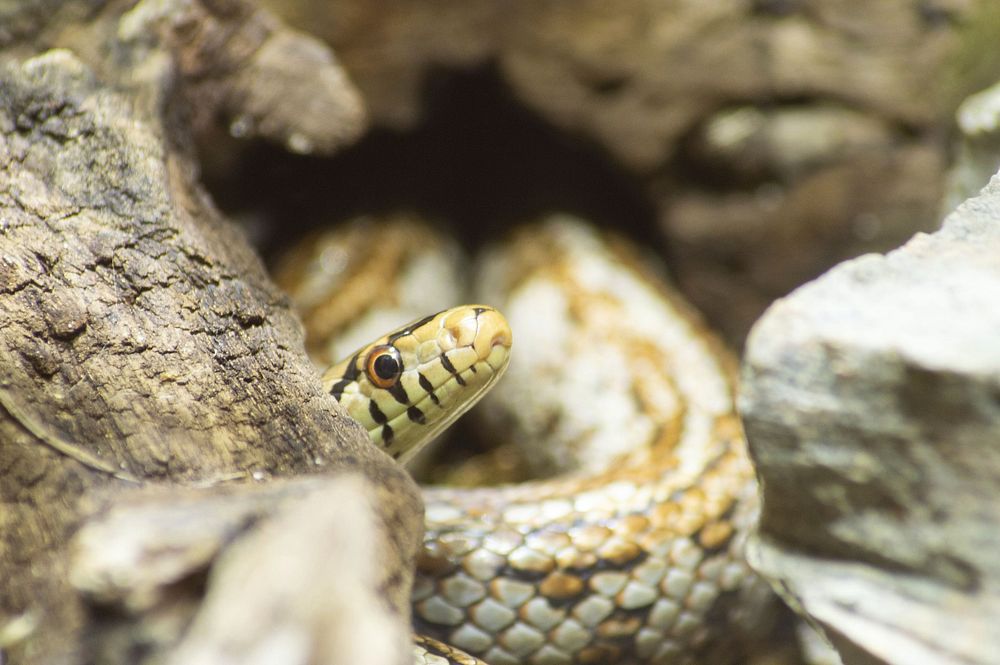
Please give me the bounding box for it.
[365,345,403,389]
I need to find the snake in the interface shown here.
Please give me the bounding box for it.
[276,216,774,665]
[321,303,512,465]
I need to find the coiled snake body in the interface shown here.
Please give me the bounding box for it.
[277,217,771,665]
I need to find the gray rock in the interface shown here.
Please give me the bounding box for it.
[740,173,1000,665]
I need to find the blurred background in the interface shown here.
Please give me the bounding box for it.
[202,0,1000,347]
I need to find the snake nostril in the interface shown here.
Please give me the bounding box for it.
[491,329,512,349]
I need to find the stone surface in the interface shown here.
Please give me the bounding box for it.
[741,173,1000,664]
[662,107,946,345]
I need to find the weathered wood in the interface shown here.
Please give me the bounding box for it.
[0,6,416,661]
[71,476,414,665]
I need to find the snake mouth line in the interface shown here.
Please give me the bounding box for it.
[388,354,509,464]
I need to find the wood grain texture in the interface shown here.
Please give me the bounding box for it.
[0,36,417,665]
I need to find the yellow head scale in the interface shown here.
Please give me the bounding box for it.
[322,305,512,463]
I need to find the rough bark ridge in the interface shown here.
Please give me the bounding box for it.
[0,5,418,663]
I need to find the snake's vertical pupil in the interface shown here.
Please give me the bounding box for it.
[366,345,403,388]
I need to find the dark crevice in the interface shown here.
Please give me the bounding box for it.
[750,0,802,17]
[202,63,661,260]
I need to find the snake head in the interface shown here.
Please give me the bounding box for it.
[322,305,512,464]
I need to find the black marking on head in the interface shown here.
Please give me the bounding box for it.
[407,405,426,424]
[387,380,409,405]
[369,399,388,425]
[329,350,363,399]
[473,306,488,315]
[418,373,440,406]
[413,311,440,330]
[342,351,362,380]
[329,379,350,401]
[439,353,466,387]
[386,329,410,345]
[387,312,439,344]
[382,423,394,446]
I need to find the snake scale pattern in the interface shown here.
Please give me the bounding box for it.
[276,216,773,665]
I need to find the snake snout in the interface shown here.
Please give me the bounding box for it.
[489,322,512,350]
[492,329,511,349]
[471,306,512,371]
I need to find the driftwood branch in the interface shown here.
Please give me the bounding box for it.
[0,4,414,662]
[71,476,413,665]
